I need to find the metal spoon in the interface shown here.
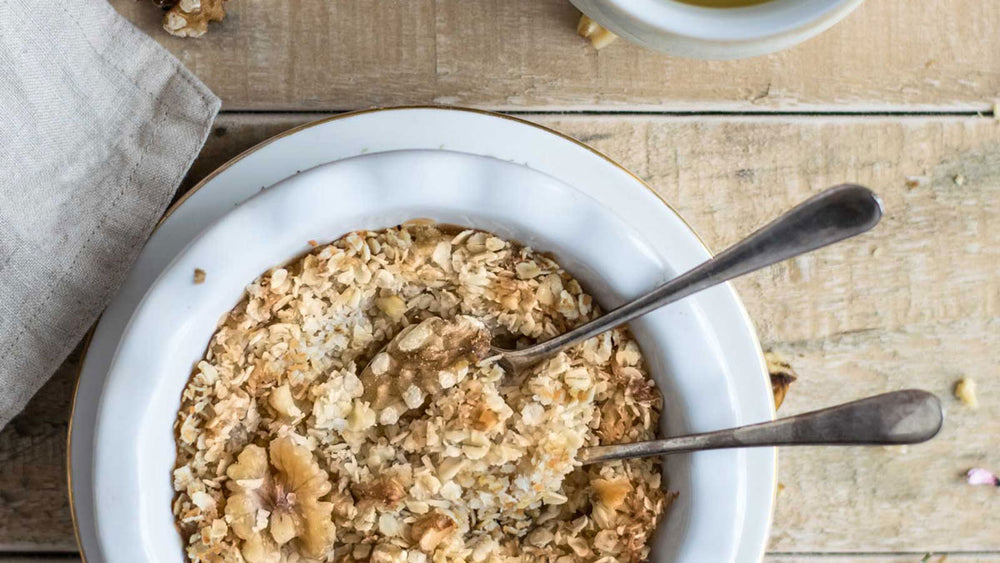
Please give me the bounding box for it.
[358,184,882,396]
[578,389,943,465]
[495,183,883,372]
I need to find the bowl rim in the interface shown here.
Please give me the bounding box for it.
[68,105,777,562]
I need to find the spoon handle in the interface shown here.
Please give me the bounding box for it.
[579,390,943,465]
[503,184,882,368]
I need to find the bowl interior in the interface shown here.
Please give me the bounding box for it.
[92,149,771,561]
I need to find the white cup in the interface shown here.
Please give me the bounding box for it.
[571,0,865,59]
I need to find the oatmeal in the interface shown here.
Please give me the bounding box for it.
[172,224,673,562]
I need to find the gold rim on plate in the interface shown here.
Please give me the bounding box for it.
[67,105,775,561]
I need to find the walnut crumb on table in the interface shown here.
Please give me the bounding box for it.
[193,268,206,284]
[159,0,231,38]
[765,351,797,410]
[953,377,978,408]
[577,15,618,50]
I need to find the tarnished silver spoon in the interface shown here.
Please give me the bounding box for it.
[578,389,943,465]
[495,183,883,372]
[359,184,883,399]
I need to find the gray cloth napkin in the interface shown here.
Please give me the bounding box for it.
[0,0,220,428]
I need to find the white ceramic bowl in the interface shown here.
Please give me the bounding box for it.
[571,0,865,59]
[88,119,775,562]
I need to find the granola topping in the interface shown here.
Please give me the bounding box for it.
[172,224,673,562]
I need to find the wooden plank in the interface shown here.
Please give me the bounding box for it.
[0,346,79,551]
[107,0,1000,112]
[2,114,997,552]
[768,319,998,552]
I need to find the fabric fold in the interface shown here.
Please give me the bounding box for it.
[0,0,221,428]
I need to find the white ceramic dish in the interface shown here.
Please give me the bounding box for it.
[571,0,865,59]
[70,107,775,562]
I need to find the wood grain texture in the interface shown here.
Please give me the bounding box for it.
[2,114,997,553]
[0,346,79,551]
[106,0,1000,112]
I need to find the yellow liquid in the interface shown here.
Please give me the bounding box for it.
[674,0,773,7]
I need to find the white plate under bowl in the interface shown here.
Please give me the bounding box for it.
[71,107,775,562]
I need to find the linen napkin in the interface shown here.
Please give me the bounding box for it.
[0,0,220,428]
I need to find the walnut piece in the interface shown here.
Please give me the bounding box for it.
[954,377,978,409]
[162,0,229,38]
[577,14,618,50]
[359,315,491,416]
[765,351,798,410]
[224,438,335,561]
[352,475,406,508]
[592,478,632,511]
[410,512,457,553]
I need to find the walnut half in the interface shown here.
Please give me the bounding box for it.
[954,377,978,409]
[224,437,336,561]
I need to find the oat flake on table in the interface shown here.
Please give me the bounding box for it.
[172,224,674,562]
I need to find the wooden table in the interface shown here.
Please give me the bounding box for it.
[2,1,997,561]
